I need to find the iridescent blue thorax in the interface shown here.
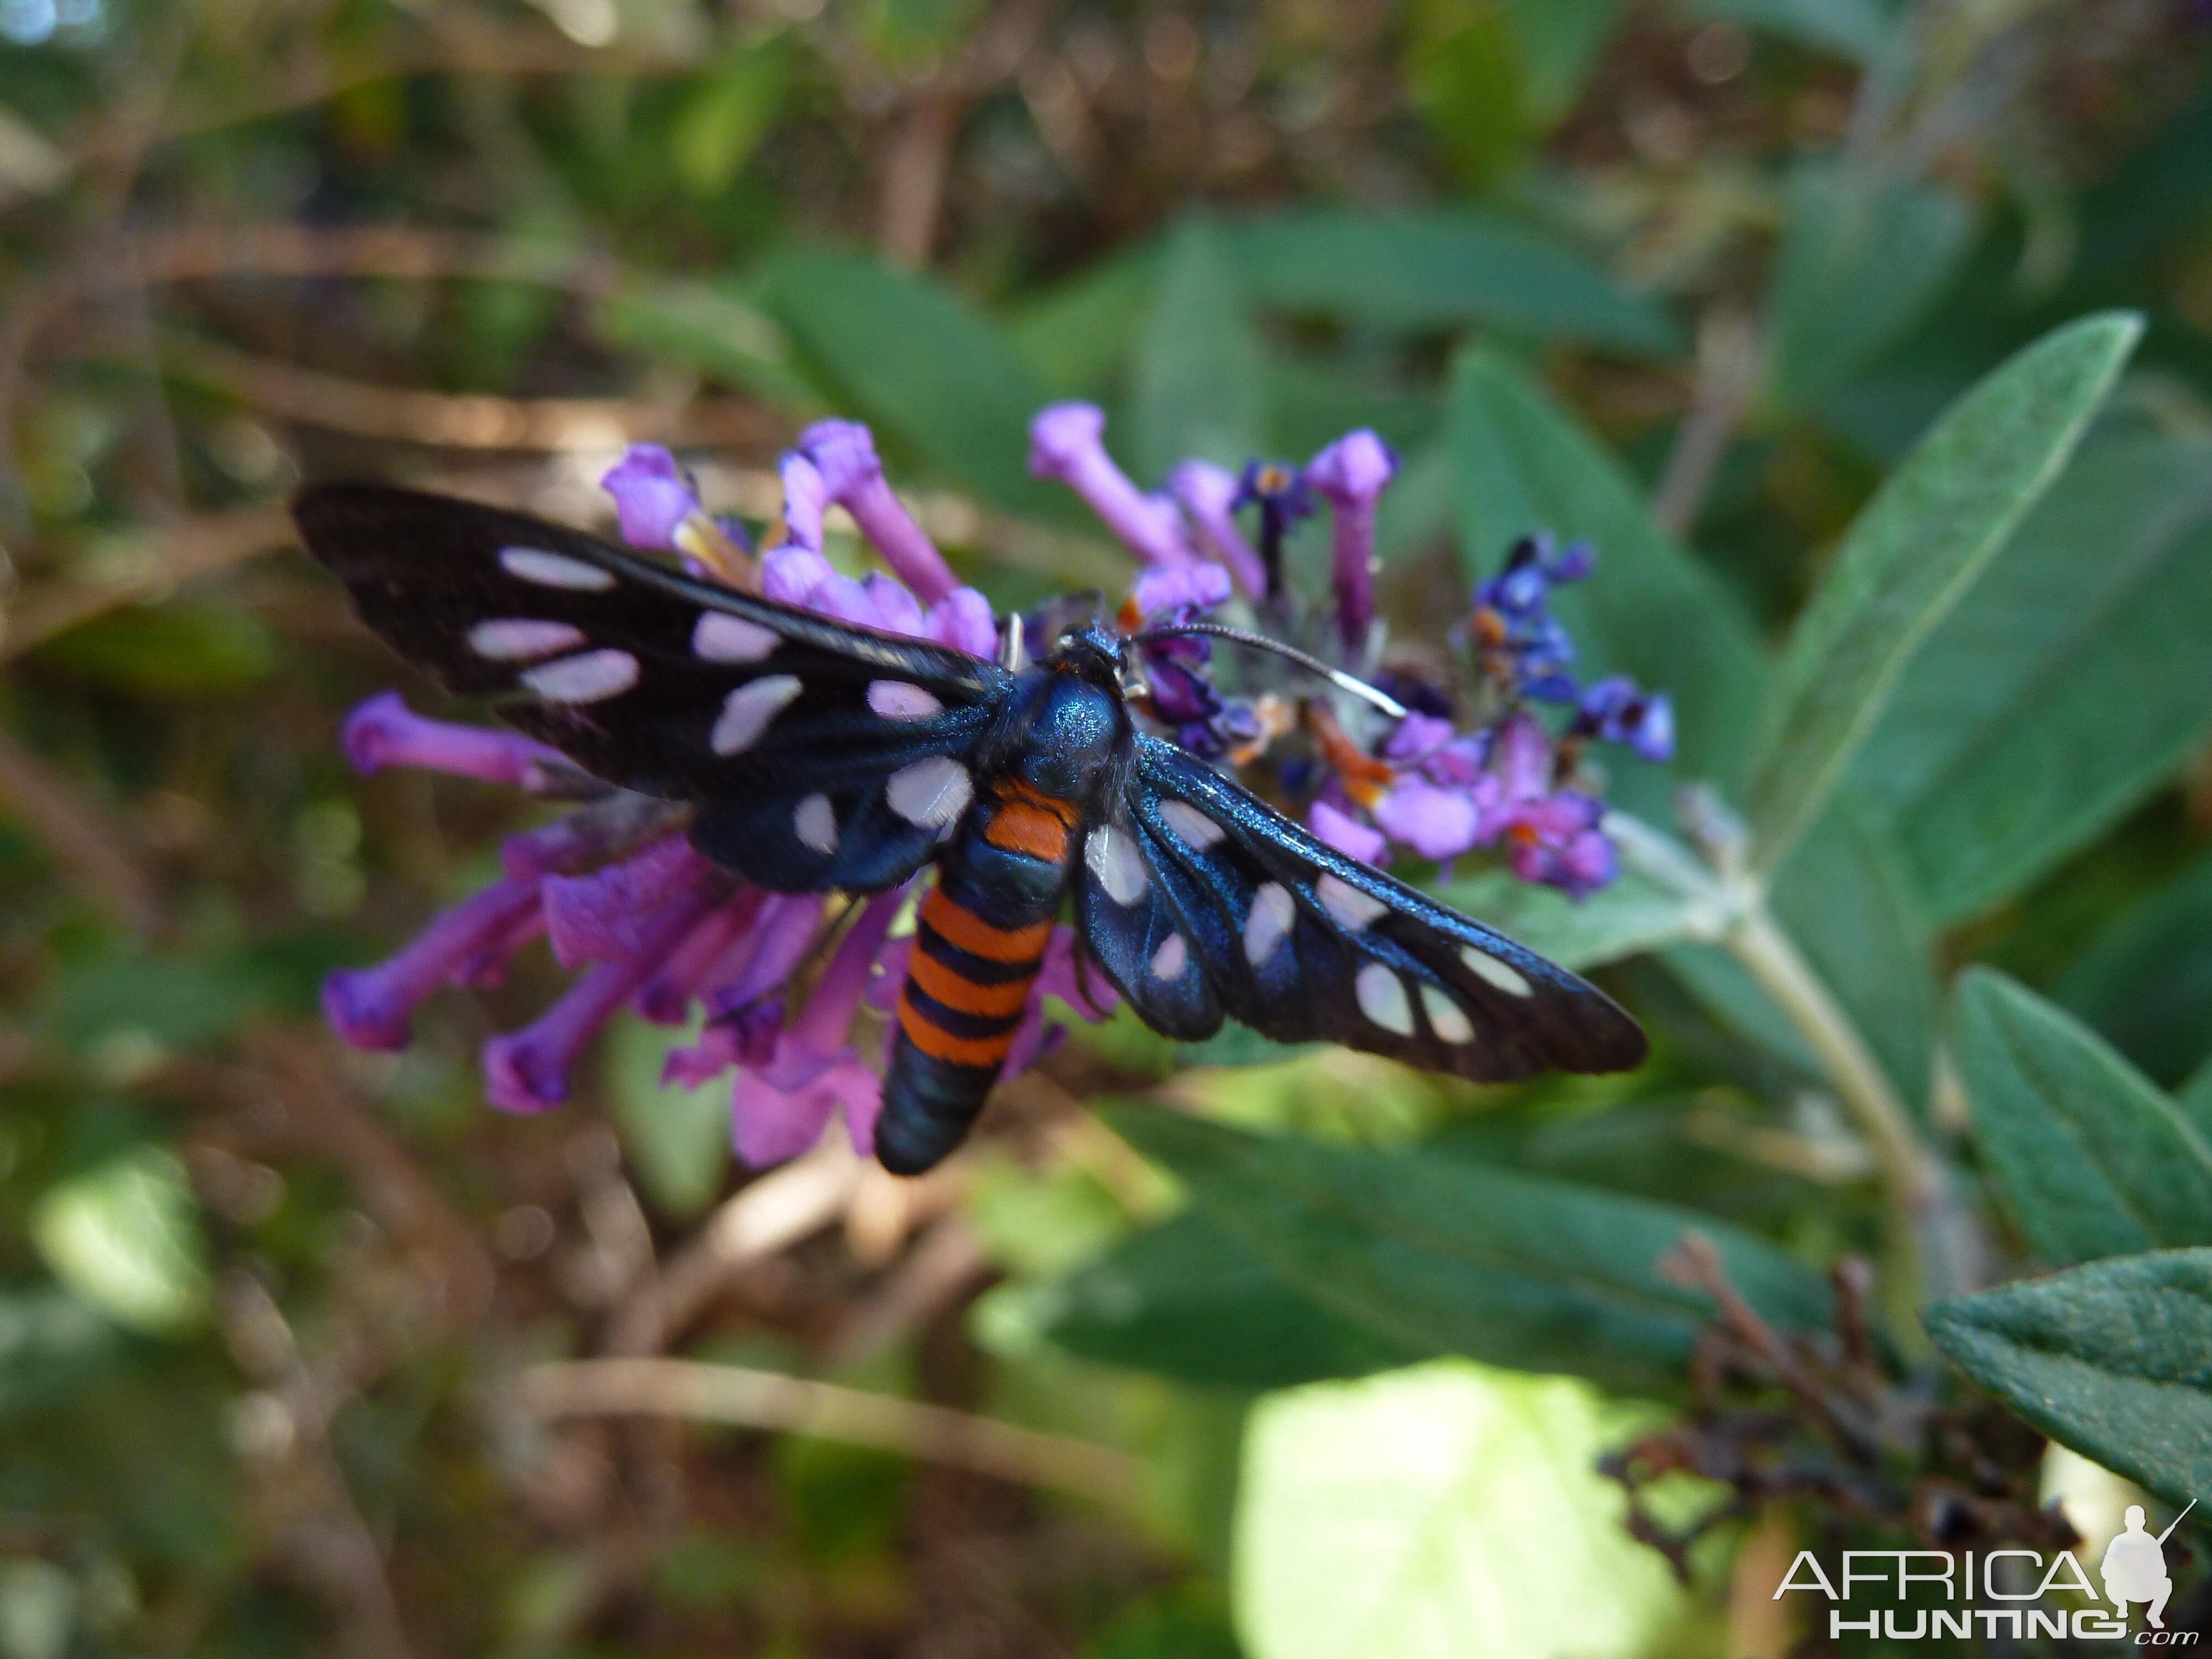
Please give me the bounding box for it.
[989,622,1129,806]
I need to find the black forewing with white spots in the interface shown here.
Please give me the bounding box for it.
[294,484,1012,894]
[1072,734,1647,1078]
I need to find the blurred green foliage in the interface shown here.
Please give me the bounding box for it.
[2,0,2211,1655]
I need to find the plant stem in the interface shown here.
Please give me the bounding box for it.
[1725,902,1983,1304]
[1609,811,1983,1303]
[1726,907,1931,1211]
[519,1357,1143,1507]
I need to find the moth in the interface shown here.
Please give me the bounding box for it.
[295,484,1647,1174]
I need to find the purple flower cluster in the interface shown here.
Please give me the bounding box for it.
[1028,415,1672,899]
[1353,534,1673,898]
[324,403,1672,1172]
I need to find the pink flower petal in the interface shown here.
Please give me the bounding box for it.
[1309,799,1387,865]
[601,445,702,551]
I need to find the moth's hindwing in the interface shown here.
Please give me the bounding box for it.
[293,483,1013,894]
[1074,734,1648,1079]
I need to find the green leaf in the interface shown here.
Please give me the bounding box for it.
[29,1148,210,1337]
[1447,343,1770,792]
[1027,1209,1425,1390]
[1744,311,2142,870]
[754,248,1060,517]
[0,1557,77,1659]
[1682,0,1895,61]
[2180,1057,2212,1135]
[1228,209,1679,357]
[1007,246,1159,399]
[1175,1025,1320,1070]
[1405,1,1530,187]
[1103,1107,1830,1397]
[1259,351,1437,468]
[41,945,291,1055]
[1235,1360,1691,1659]
[1769,791,1934,1109]
[2057,849,2212,1087]
[1434,862,1707,972]
[1766,160,1976,408]
[670,37,793,198]
[862,0,985,64]
[597,279,818,409]
[1662,942,1820,1078]
[1086,1589,1243,1659]
[30,599,275,693]
[1953,969,2212,1266]
[1375,437,1453,567]
[1130,216,1265,484]
[1849,432,2212,922]
[1500,0,1630,127]
[0,1285,127,1418]
[1926,1250,2212,1510]
[606,1015,730,1221]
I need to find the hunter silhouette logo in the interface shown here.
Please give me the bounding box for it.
[2104,1502,2195,1630]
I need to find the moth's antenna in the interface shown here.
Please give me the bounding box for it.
[1130,622,1408,719]
[998,613,1029,674]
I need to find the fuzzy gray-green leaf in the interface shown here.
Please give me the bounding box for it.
[1745,311,2141,870]
[1927,1250,2212,1509]
[1954,968,2212,1266]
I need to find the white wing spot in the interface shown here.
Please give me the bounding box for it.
[1085,825,1148,906]
[1421,984,1475,1044]
[1317,874,1387,932]
[1461,947,1533,998]
[1158,799,1225,852]
[1243,883,1295,968]
[867,681,944,722]
[1150,932,1188,980]
[519,649,638,703]
[886,757,973,829]
[693,612,779,662]
[500,546,614,591]
[711,675,802,755]
[1355,965,1416,1036]
[467,618,586,660]
[795,793,838,854]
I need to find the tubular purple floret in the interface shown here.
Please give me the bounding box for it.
[796,889,906,1052]
[1308,430,1397,651]
[925,587,998,659]
[342,692,573,791]
[482,878,729,1112]
[542,836,726,968]
[727,888,907,1165]
[1310,799,1387,864]
[499,792,685,883]
[705,891,830,1017]
[635,890,767,1024]
[600,446,704,551]
[800,420,962,604]
[1028,402,1191,567]
[1375,778,1480,862]
[1168,460,1269,595]
[775,452,828,553]
[322,877,545,1051]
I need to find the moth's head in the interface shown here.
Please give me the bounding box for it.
[1050,620,1131,693]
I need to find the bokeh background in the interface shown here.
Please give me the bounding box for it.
[2,1,2211,1655]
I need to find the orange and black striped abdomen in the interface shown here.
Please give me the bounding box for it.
[875,780,1081,1175]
